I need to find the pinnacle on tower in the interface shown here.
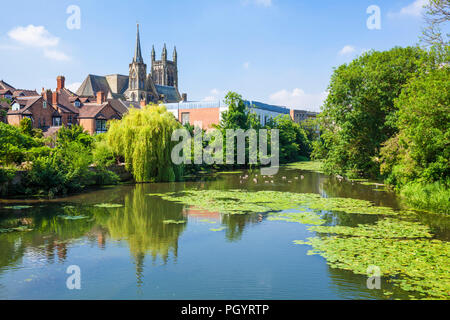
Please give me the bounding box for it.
[173,46,177,62]
[133,23,144,64]
[151,45,155,62]
[162,43,167,61]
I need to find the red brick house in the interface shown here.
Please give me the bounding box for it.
[7,96,55,128]
[5,76,124,135]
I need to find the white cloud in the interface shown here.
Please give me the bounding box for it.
[339,45,356,56]
[389,0,427,18]
[44,49,70,61]
[269,88,328,112]
[8,25,59,47]
[66,82,82,92]
[202,88,223,102]
[7,25,70,61]
[242,0,272,7]
[243,62,250,69]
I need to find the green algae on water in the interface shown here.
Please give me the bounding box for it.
[268,211,325,225]
[210,227,226,232]
[149,190,409,216]
[199,219,217,224]
[295,218,449,299]
[0,226,33,233]
[163,220,187,224]
[3,205,33,210]
[58,215,89,220]
[94,203,124,208]
[309,218,433,239]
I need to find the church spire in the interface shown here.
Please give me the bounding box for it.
[133,24,143,64]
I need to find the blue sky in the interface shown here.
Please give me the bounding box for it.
[0,0,431,111]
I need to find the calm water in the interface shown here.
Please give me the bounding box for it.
[0,167,448,300]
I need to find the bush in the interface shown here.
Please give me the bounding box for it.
[92,135,116,167]
[400,181,450,214]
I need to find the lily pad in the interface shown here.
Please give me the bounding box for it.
[94,203,124,208]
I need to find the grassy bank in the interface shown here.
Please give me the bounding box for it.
[400,182,450,215]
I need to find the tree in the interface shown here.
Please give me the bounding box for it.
[105,104,183,182]
[266,115,311,163]
[380,64,450,186]
[315,47,427,178]
[56,124,93,148]
[421,0,450,47]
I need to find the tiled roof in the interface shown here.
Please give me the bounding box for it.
[108,99,131,115]
[13,89,39,97]
[78,103,110,118]
[55,88,79,114]
[0,80,15,91]
[155,85,181,103]
[76,74,112,97]
[7,96,41,115]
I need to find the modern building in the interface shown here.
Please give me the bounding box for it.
[290,109,319,124]
[163,100,291,130]
[76,24,184,105]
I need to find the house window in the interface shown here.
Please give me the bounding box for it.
[181,112,190,125]
[43,101,47,109]
[52,116,62,127]
[74,101,80,107]
[68,115,73,125]
[95,119,107,134]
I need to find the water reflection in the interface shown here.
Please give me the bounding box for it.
[0,167,447,299]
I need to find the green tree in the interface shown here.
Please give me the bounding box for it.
[315,47,427,178]
[105,104,183,182]
[380,64,450,186]
[56,125,93,149]
[266,115,311,163]
[0,122,40,165]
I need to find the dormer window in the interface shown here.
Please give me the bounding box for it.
[74,101,80,107]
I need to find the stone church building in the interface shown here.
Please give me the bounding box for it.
[76,24,183,104]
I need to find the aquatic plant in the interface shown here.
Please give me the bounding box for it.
[149,190,409,216]
[309,218,433,239]
[210,227,226,232]
[94,203,124,208]
[57,215,89,220]
[163,220,187,224]
[3,205,33,210]
[296,218,449,299]
[0,226,33,233]
[268,211,325,225]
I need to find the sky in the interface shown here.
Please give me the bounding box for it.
[0,0,432,111]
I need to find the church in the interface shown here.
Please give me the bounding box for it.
[76,24,183,104]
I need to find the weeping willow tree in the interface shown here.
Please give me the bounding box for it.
[106,104,183,182]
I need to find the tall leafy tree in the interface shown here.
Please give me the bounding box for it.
[315,47,427,177]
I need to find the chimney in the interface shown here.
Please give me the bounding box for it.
[42,89,52,104]
[57,76,65,91]
[97,91,105,104]
[52,91,58,106]
[182,93,187,102]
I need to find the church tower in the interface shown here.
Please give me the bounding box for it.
[128,24,147,102]
[151,44,178,89]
